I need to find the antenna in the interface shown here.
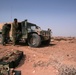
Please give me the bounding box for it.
[11,0,12,23]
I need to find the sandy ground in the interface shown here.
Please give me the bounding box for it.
[0,37,76,75]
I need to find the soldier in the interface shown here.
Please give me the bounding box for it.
[2,23,10,45]
[12,18,19,46]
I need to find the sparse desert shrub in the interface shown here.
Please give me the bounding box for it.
[58,65,76,75]
[54,37,67,41]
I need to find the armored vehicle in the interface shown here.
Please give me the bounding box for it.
[1,20,51,47]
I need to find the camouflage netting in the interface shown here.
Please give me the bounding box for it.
[0,49,23,68]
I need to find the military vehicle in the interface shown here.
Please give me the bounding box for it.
[0,20,51,47]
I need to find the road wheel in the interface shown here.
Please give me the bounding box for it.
[28,33,41,47]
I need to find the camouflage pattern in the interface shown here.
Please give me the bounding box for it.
[0,62,21,75]
[12,20,19,45]
[0,63,9,75]
[2,24,10,45]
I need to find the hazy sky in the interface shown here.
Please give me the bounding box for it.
[0,0,76,36]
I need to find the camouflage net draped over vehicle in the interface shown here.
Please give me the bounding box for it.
[0,49,23,68]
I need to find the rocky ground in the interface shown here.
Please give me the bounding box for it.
[0,37,76,75]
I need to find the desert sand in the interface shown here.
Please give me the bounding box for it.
[0,37,76,75]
